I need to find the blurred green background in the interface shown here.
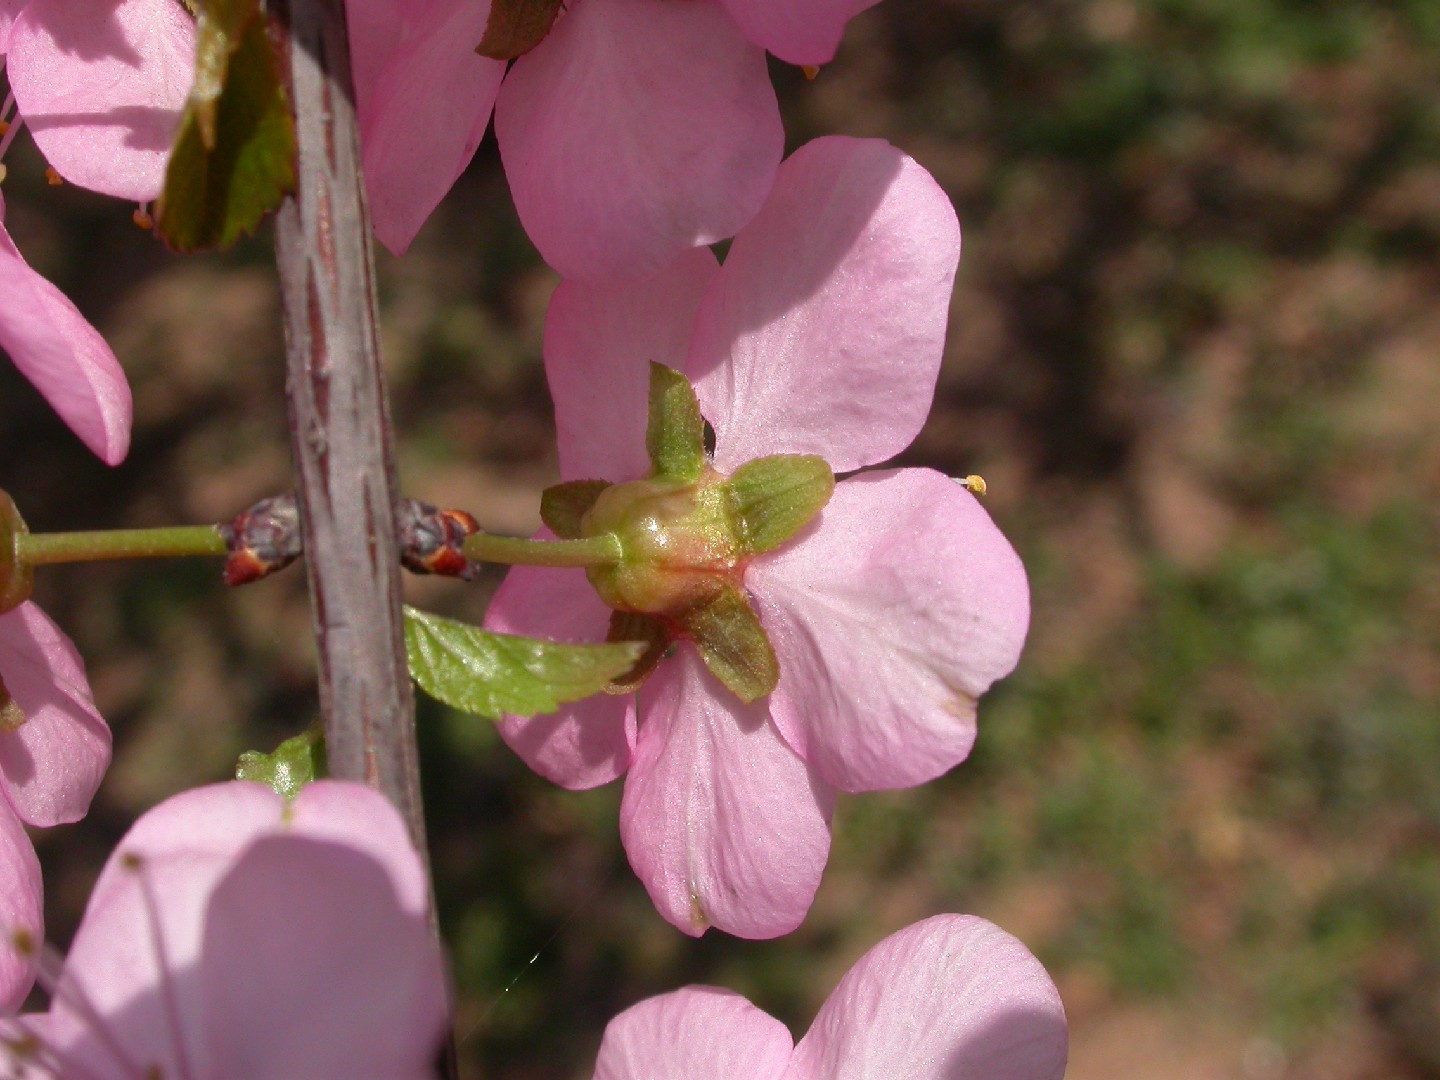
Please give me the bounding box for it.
[3,0,1440,1075]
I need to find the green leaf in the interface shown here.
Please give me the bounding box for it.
[646,363,706,483]
[236,729,327,799]
[541,479,612,539]
[156,0,295,252]
[0,490,32,615]
[677,584,779,704]
[188,0,259,149]
[727,454,835,554]
[476,0,565,60]
[405,606,646,720]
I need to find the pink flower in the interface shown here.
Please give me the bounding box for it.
[3,0,196,203]
[591,915,1068,1080]
[486,137,1029,938]
[0,191,132,463]
[0,601,111,1009]
[351,0,878,274]
[1,780,448,1078]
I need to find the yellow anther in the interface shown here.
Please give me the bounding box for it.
[801,65,820,80]
[120,851,144,871]
[0,120,8,136]
[45,166,64,186]
[961,474,987,496]
[0,696,25,732]
[2,1031,40,1057]
[10,928,35,957]
[0,163,7,186]
[133,207,155,230]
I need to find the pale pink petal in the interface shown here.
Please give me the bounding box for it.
[83,780,428,914]
[0,803,42,1011]
[485,555,636,789]
[0,0,25,54]
[594,987,793,1080]
[495,0,782,281]
[351,0,504,255]
[751,469,1028,792]
[91,785,284,933]
[51,780,440,1076]
[546,248,718,481]
[784,915,1067,1080]
[50,852,220,1078]
[719,0,880,66]
[203,836,447,1078]
[0,602,110,827]
[0,194,131,463]
[620,647,832,939]
[286,780,429,914]
[7,0,196,202]
[687,137,960,473]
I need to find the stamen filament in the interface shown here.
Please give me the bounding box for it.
[28,940,149,1080]
[0,113,22,167]
[131,860,198,1080]
[6,1013,113,1080]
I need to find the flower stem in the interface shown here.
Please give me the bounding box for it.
[17,526,227,566]
[463,531,622,568]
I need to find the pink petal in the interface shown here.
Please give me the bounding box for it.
[784,915,1068,1080]
[50,780,441,1077]
[751,469,1028,792]
[594,987,793,1080]
[0,0,25,54]
[620,647,832,939]
[7,0,196,202]
[50,851,222,1078]
[84,780,428,916]
[286,780,430,915]
[0,803,42,1011]
[82,780,282,914]
[203,836,447,1078]
[350,0,505,255]
[0,602,111,827]
[485,556,637,789]
[0,194,131,464]
[495,0,782,281]
[718,0,881,66]
[546,248,718,482]
[686,137,960,474]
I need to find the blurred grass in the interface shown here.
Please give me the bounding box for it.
[2,0,1439,1075]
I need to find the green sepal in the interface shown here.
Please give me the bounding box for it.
[604,611,670,695]
[236,728,327,800]
[405,606,645,720]
[476,0,565,59]
[646,363,707,483]
[156,0,296,252]
[0,491,32,615]
[726,454,834,554]
[677,584,778,704]
[541,480,612,540]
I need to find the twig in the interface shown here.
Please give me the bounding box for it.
[268,0,428,865]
